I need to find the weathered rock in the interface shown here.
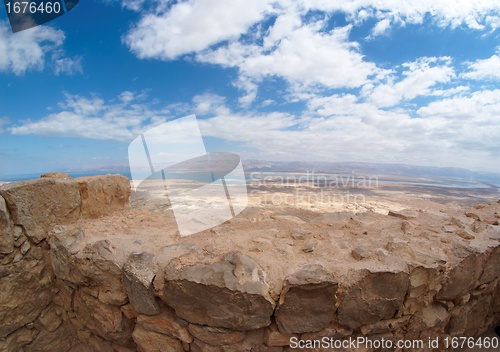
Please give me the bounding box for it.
[360,315,411,335]
[40,172,71,179]
[478,246,500,284]
[0,326,39,351]
[163,251,275,330]
[419,303,450,328]
[73,290,134,344]
[77,175,130,219]
[0,195,13,254]
[0,178,81,243]
[275,265,338,334]
[351,247,371,260]
[123,252,160,315]
[24,321,74,352]
[456,228,476,240]
[35,305,63,332]
[388,209,418,220]
[132,325,183,352]
[50,234,128,305]
[448,295,493,336]
[264,323,295,347]
[404,265,445,315]
[136,307,192,343]
[0,246,54,338]
[49,227,87,284]
[272,215,306,224]
[436,252,486,300]
[337,271,409,329]
[187,324,246,346]
[300,322,353,341]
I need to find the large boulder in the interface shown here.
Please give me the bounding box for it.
[0,195,13,254]
[76,175,130,219]
[123,252,160,316]
[436,252,487,300]
[275,265,338,334]
[337,271,409,329]
[0,179,81,243]
[162,251,275,330]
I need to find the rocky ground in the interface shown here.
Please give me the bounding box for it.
[0,174,499,351]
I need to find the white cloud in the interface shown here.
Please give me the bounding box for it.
[10,92,171,141]
[53,56,83,76]
[121,0,499,104]
[192,93,228,115]
[195,89,500,171]
[0,22,66,75]
[198,23,383,102]
[366,57,455,107]
[370,18,391,37]
[0,21,81,76]
[462,54,500,81]
[124,0,273,59]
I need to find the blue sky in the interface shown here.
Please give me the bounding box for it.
[0,0,499,178]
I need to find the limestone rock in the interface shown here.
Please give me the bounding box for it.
[73,290,134,344]
[136,307,192,343]
[49,227,87,284]
[24,321,74,352]
[40,172,71,179]
[163,251,275,330]
[275,265,338,334]
[35,305,62,332]
[0,246,54,338]
[50,233,128,305]
[0,195,13,254]
[187,324,246,346]
[300,322,353,340]
[360,315,411,335]
[388,209,418,220]
[264,323,295,347]
[0,178,81,243]
[448,295,493,336]
[132,325,184,352]
[351,247,371,260]
[77,175,130,219]
[337,271,409,329]
[419,303,450,328]
[272,215,306,224]
[405,265,445,315]
[436,252,486,300]
[0,327,39,351]
[478,246,500,285]
[123,252,160,315]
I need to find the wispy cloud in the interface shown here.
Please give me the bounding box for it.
[462,53,500,81]
[9,92,171,141]
[0,21,77,76]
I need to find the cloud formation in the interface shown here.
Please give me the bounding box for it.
[10,92,170,140]
[0,21,78,76]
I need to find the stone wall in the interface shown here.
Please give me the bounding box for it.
[0,175,130,351]
[0,175,499,352]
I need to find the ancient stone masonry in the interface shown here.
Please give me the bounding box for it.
[0,175,499,351]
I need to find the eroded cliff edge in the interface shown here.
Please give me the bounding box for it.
[0,175,499,351]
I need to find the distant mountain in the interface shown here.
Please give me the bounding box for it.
[242,159,500,187]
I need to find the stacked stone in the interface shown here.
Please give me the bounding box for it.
[0,175,130,351]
